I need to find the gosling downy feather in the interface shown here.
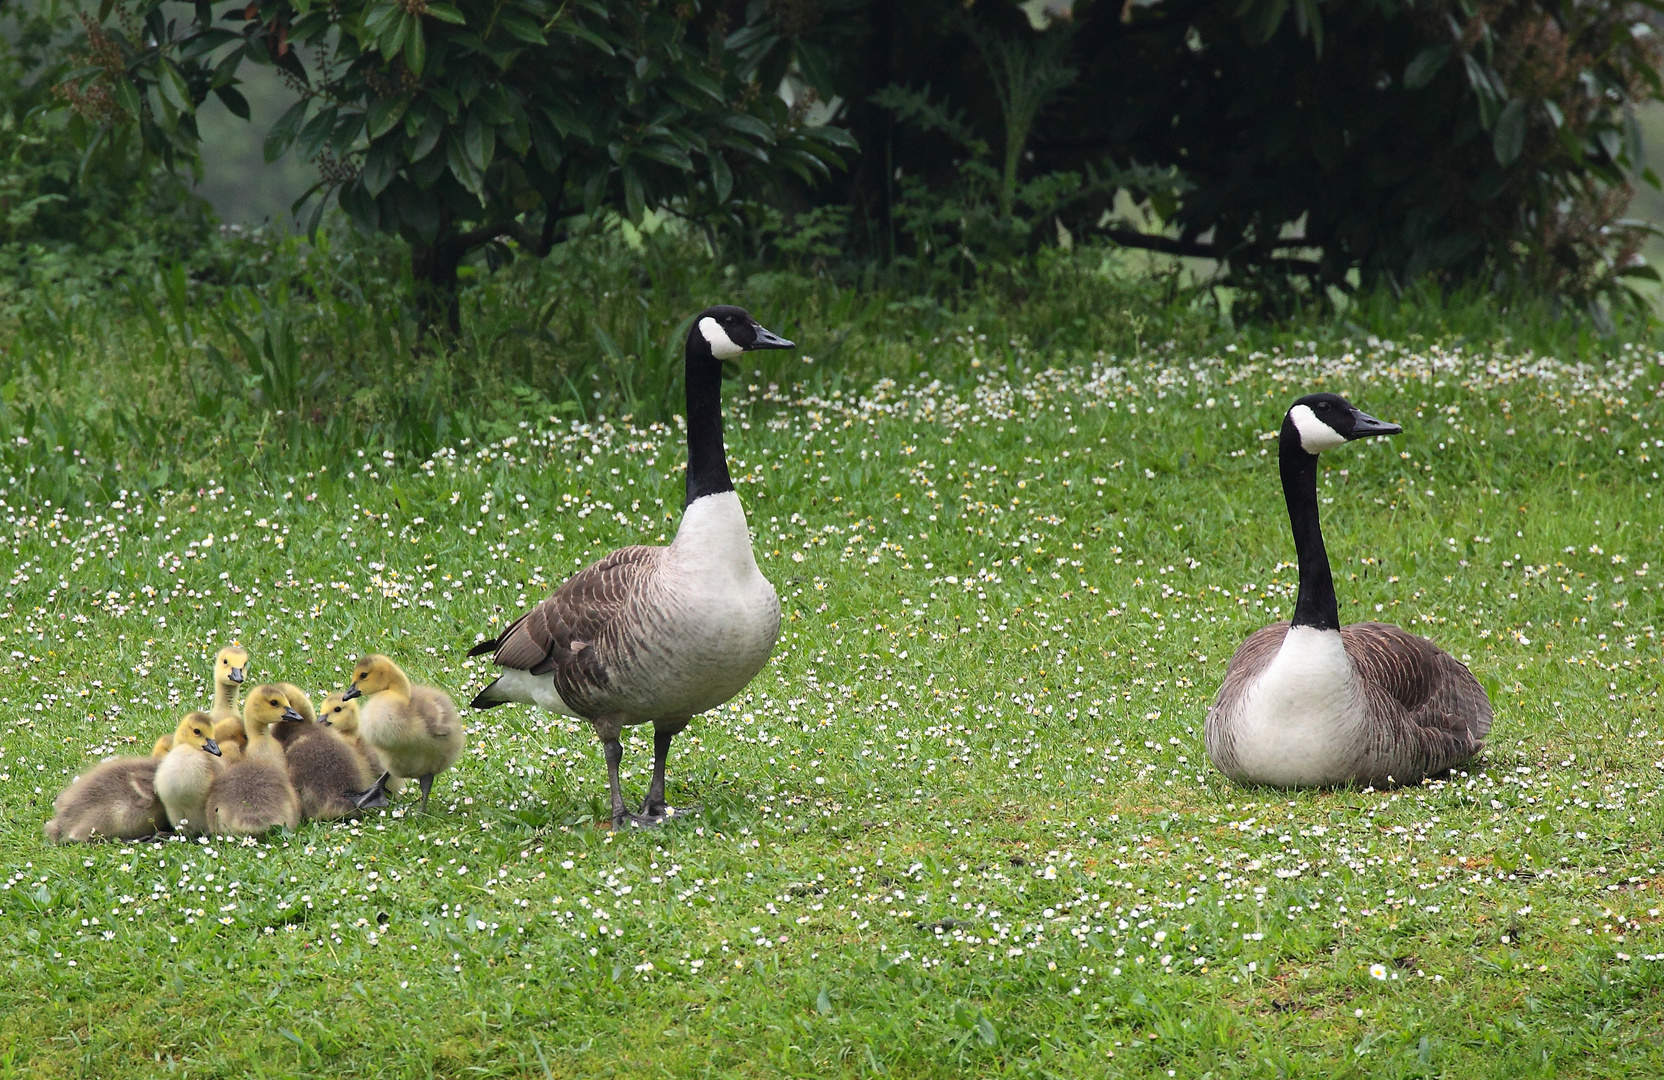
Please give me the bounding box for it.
[1204,393,1492,787]
[155,711,224,835]
[318,692,394,788]
[205,685,303,836]
[468,305,789,829]
[157,645,248,756]
[272,708,380,820]
[341,654,463,814]
[44,757,169,843]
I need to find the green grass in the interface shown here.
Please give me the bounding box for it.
[2,308,1664,1076]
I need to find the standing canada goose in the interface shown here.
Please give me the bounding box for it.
[44,755,169,843]
[154,645,248,757]
[1204,393,1493,787]
[155,712,224,835]
[341,654,463,814]
[205,686,303,836]
[467,305,791,828]
[318,692,391,783]
[272,705,382,820]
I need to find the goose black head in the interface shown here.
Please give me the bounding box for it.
[1284,393,1401,455]
[689,305,794,361]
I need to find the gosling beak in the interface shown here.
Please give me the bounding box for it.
[318,716,332,726]
[281,707,305,723]
[1346,409,1402,440]
[203,738,222,757]
[341,686,363,701]
[747,324,794,351]
[228,667,246,684]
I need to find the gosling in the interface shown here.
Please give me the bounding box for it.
[205,686,303,836]
[44,754,169,844]
[154,712,224,835]
[342,654,464,814]
[272,702,382,820]
[319,692,391,784]
[155,645,248,756]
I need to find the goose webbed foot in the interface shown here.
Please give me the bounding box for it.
[351,772,392,809]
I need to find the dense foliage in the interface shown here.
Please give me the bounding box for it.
[50,0,851,327]
[13,0,1664,321]
[774,0,1664,313]
[0,0,212,287]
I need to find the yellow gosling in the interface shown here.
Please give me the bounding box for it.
[342,654,463,814]
[155,712,224,835]
[204,685,302,836]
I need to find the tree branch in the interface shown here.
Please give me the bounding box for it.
[1096,227,1325,276]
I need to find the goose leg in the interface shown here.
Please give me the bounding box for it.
[640,718,691,820]
[352,772,393,809]
[417,774,435,814]
[601,735,661,830]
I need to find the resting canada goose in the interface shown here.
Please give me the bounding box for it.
[205,686,303,836]
[341,654,463,814]
[318,692,391,783]
[155,712,224,835]
[154,645,248,756]
[468,305,791,828]
[1204,393,1493,787]
[44,755,169,843]
[272,705,381,820]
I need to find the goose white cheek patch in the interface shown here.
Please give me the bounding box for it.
[699,317,744,359]
[1288,404,1345,454]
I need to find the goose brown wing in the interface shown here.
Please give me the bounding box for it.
[1341,622,1493,765]
[476,545,663,683]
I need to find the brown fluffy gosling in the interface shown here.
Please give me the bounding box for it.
[205,685,303,836]
[272,704,382,821]
[155,712,224,836]
[319,692,392,785]
[342,654,464,814]
[44,754,169,844]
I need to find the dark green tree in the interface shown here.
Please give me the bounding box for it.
[54,0,853,330]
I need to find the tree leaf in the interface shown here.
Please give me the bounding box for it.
[1493,98,1527,165]
[1403,44,1450,90]
[367,94,410,139]
[446,132,485,193]
[425,2,466,24]
[362,138,401,195]
[405,19,426,75]
[264,99,310,162]
[213,84,251,120]
[709,152,733,203]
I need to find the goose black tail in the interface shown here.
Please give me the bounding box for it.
[471,677,508,710]
[467,636,500,658]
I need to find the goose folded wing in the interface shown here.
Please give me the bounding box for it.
[1212,623,1289,706]
[483,546,663,678]
[1342,622,1493,745]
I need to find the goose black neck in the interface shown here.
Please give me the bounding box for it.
[1279,419,1340,631]
[684,343,733,506]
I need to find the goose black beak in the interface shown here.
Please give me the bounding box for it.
[281,707,305,723]
[747,324,794,351]
[203,738,222,757]
[341,686,363,701]
[228,667,246,684]
[1347,410,1402,440]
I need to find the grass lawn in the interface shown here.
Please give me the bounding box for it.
[1,331,1662,1077]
